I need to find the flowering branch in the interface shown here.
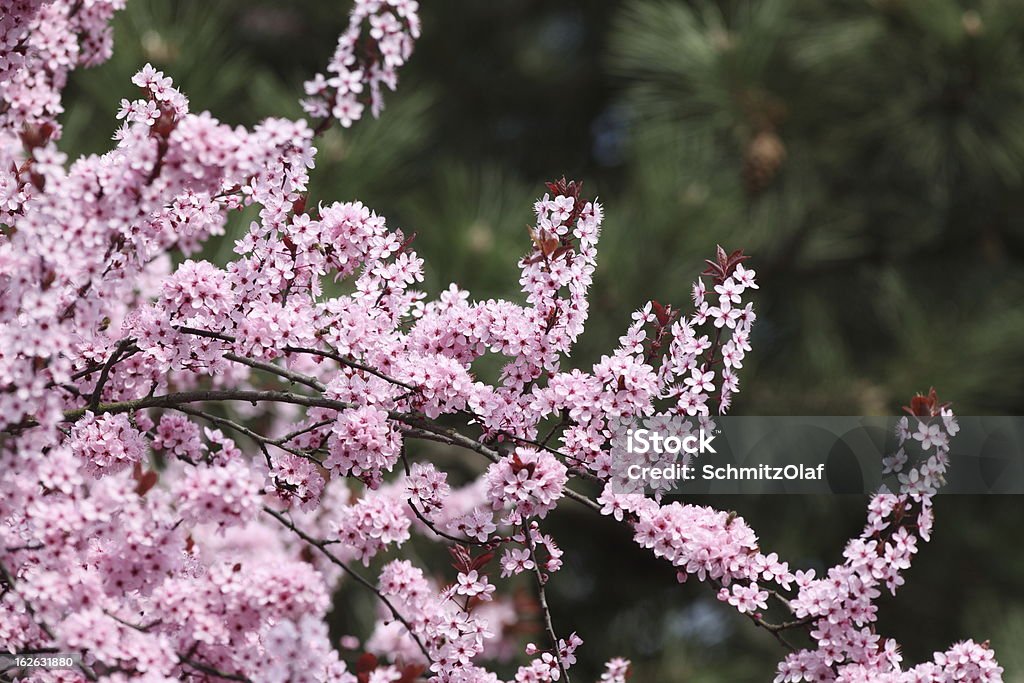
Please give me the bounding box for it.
[179,658,252,683]
[526,526,572,683]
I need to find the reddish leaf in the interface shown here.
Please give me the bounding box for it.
[509,453,536,477]
[544,177,583,200]
[134,469,158,497]
[470,551,495,571]
[398,664,426,683]
[551,244,573,261]
[651,300,671,327]
[903,387,948,418]
[448,544,472,573]
[702,245,750,283]
[355,652,378,675]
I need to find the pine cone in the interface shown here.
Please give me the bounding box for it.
[742,130,787,194]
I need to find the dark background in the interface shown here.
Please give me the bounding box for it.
[63,1,1024,679]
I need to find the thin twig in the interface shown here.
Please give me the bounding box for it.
[271,419,333,446]
[284,344,417,392]
[400,450,491,546]
[525,525,571,683]
[175,326,416,392]
[179,658,252,682]
[224,352,325,392]
[261,506,433,662]
[171,405,322,466]
[708,578,802,652]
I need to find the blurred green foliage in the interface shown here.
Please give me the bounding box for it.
[61,1,1024,680]
[608,0,1024,416]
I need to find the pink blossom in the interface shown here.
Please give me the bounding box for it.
[69,413,147,478]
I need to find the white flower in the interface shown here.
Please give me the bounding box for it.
[914,422,948,451]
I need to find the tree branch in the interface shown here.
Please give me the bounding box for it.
[261,506,433,662]
[526,525,571,683]
[88,338,136,410]
[179,658,252,683]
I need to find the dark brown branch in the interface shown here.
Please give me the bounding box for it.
[88,339,134,411]
[60,385,609,515]
[284,344,417,392]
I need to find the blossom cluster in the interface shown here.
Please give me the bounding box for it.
[484,448,568,522]
[326,406,403,488]
[68,412,147,478]
[302,0,421,126]
[0,2,1005,683]
[172,458,264,529]
[1,0,122,131]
